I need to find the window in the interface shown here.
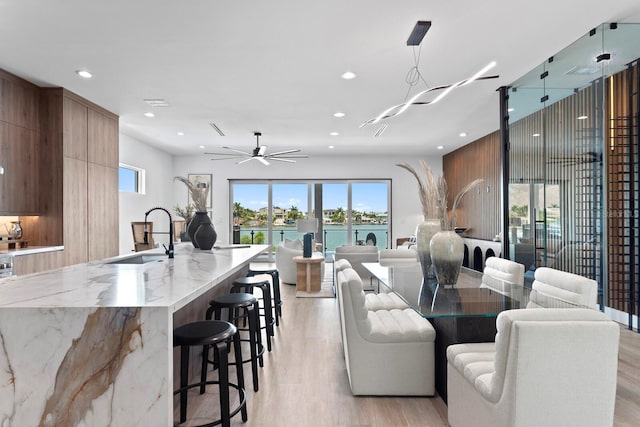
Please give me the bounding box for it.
[119,164,145,194]
[231,179,390,253]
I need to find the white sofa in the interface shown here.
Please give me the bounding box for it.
[447,308,619,427]
[334,245,379,279]
[275,239,324,285]
[337,267,435,396]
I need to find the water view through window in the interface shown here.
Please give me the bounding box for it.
[231,180,390,253]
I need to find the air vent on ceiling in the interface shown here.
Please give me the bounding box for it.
[209,122,225,136]
[144,98,170,107]
[565,66,600,76]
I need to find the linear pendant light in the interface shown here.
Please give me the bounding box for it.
[362,61,498,126]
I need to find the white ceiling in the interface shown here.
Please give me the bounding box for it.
[2,0,640,158]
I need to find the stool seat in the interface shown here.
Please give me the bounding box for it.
[234,276,268,286]
[174,320,236,347]
[211,292,257,307]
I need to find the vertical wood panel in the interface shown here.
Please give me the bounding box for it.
[88,108,119,167]
[64,157,88,265]
[63,97,88,160]
[443,131,500,241]
[88,163,119,261]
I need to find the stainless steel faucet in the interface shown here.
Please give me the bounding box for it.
[144,207,174,259]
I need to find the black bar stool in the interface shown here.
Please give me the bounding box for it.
[173,320,247,427]
[205,293,264,392]
[247,262,282,326]
[231,276,275,352]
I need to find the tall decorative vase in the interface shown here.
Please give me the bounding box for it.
[415,219,442,286]
[187,212,217,250]
[430,230,465,288]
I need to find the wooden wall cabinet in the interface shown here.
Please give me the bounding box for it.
[10,81,119,268]
[0,71,41,214]
[58,91,119,264]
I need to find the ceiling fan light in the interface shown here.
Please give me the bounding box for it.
[257,157,270,166]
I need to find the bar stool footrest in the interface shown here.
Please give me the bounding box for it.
[173,380,247,427]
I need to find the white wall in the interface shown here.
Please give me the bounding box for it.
[171,155,442,247]
[118,133,174,254]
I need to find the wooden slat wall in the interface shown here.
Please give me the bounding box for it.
[443,131,500,241]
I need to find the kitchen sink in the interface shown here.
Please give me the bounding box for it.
[106,254,168,264]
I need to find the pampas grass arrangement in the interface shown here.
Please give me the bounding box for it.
[174,176,209,212]
[396,161,483,230]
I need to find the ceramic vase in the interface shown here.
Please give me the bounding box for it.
[415,219,442,286]
[187,212,217,250]
[429,230,464,288]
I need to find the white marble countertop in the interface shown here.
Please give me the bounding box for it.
[0,245,64,256]
[0,244,268,312]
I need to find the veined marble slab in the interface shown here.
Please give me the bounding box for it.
[0,244,268,426]
[0,244,267,312]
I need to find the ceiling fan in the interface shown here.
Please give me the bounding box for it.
[206,132,308,165]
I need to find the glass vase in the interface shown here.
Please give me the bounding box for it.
[430,230,464,288]
[415,218,442,286]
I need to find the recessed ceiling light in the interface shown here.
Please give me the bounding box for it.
[507,108,514,112]
[328,145,335,149]
[333,112,346,118]
[199,145,205,149]
[533,133,540,137]
[578,115,588,120]
[436,145,444,150]
[143,112,155,118]
[177,132,184,136]
[459,132,468,137]
[330,132,339,136]
[76,70,93,79]
[341,71,357,80]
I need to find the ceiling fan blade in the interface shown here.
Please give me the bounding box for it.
[268,148,300,156]
[268,154,309,159]
[210,156,247,161]
[257,157,270,166]
[236,157,254,165]
[257,145,267,156]
[205,152,244,157]
[270,157,296,163]
[222,146,252,156]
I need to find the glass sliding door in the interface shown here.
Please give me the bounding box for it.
[272,183,311,246]
[351,182,389,249]
[322,183,348,252]
[231,182,269,247]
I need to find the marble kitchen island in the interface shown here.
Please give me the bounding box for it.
[0,243,268,426]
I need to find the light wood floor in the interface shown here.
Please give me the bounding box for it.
[176,282,640,427]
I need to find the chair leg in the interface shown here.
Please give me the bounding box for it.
[232,332,248,422]
[179,345,189,423]
[215,341,231,427]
